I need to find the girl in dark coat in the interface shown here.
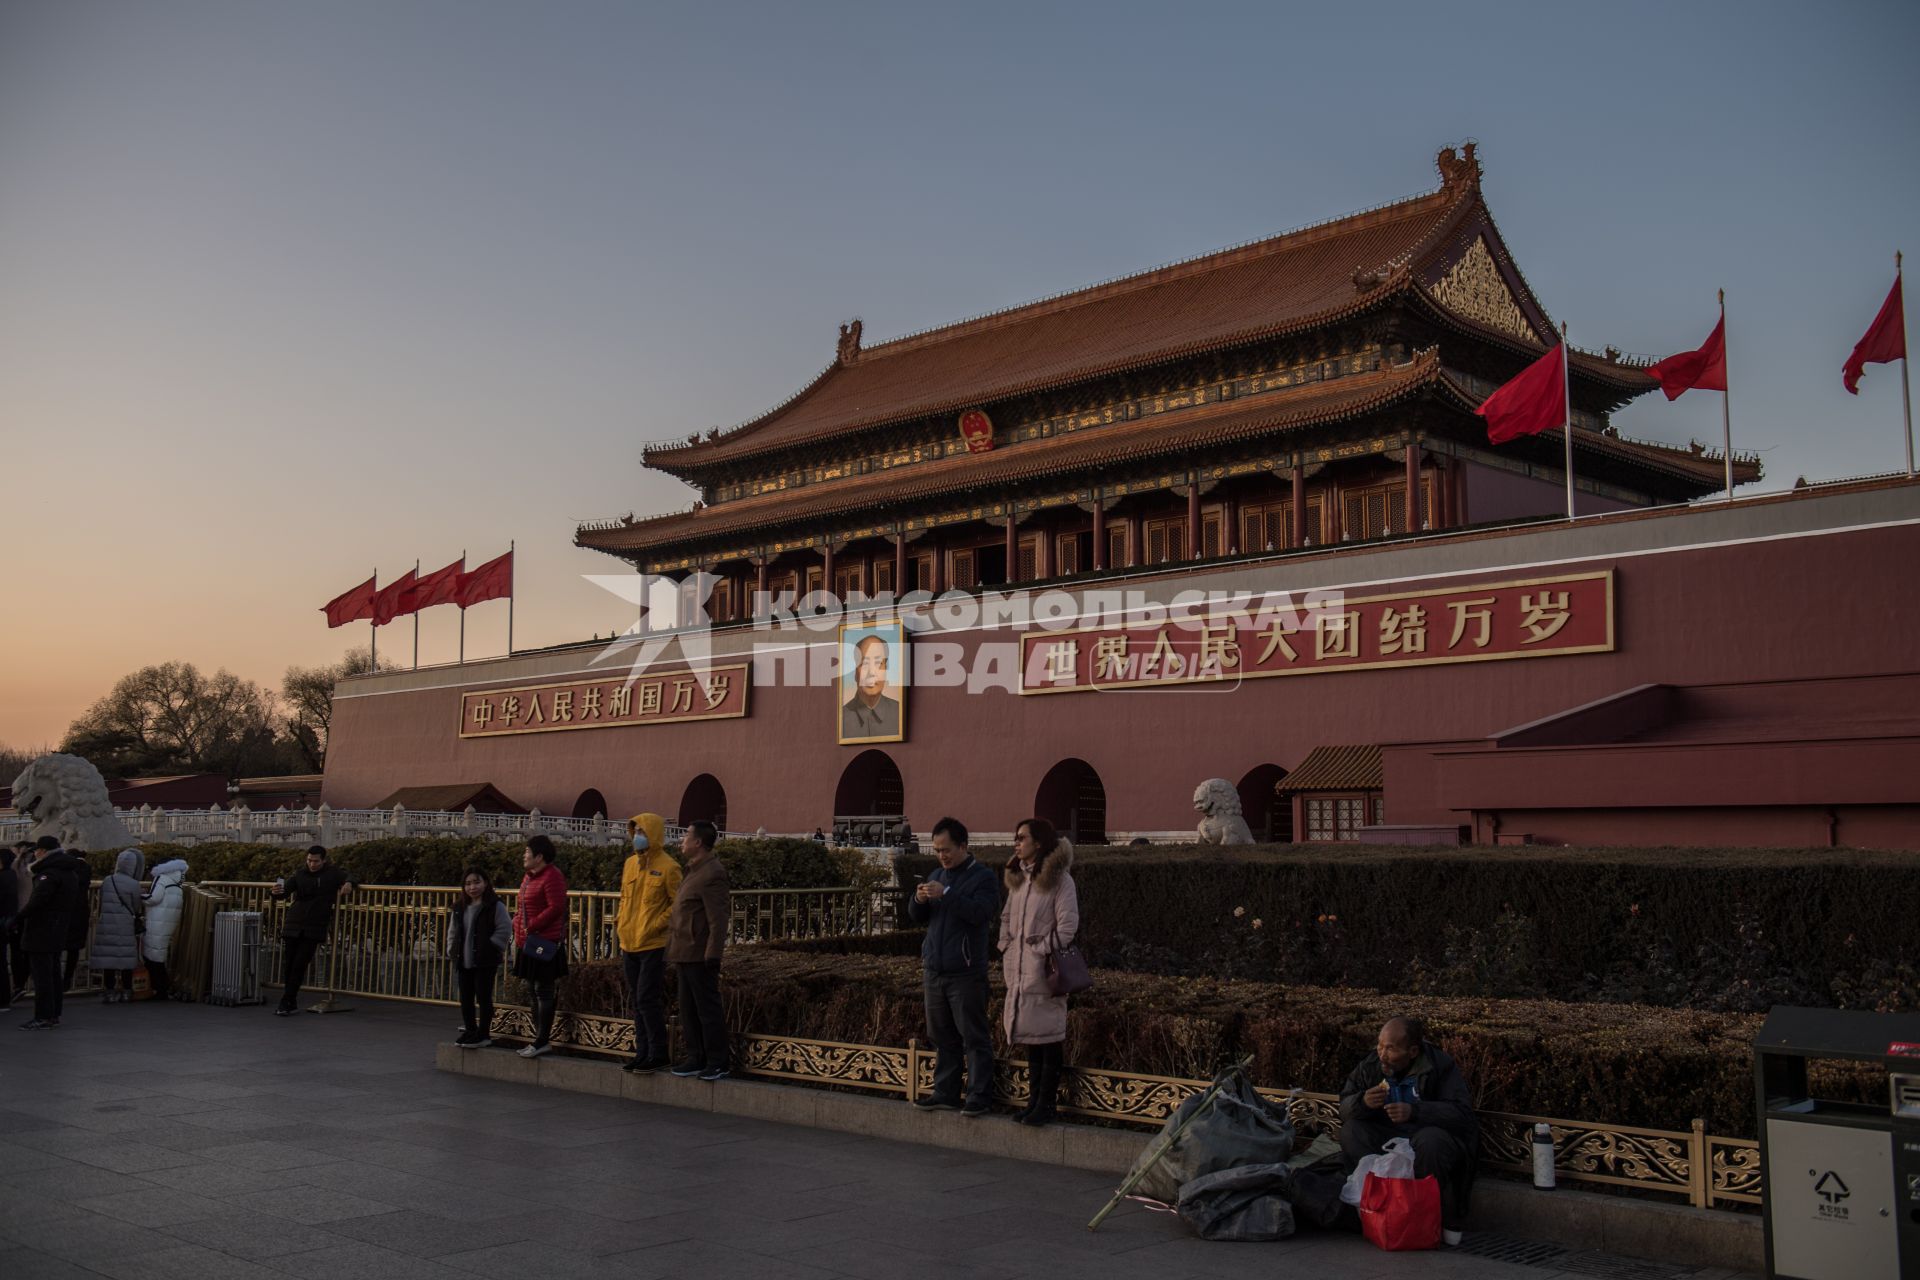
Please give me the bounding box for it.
[446,867,511,1048]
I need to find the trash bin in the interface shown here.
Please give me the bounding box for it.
[1754,1006,1920,1280]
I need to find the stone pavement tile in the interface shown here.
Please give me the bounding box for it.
[76,1188,231,1227]
[260,1239,467,1280]
[129,1159,320,1198]
[437,1240,660,1280]
[51,1138,208,1174]
[0,1190,96,1234]
[89,1242,293,1280]
[945,1202,1180,1258]
[0,1157,162,1199]
[602,1237,845,1280]
[229,1184,394,1224]
[1117,1234,1402,1280]
[0,1212,180,1268]
[787,1236,1014,1280]
[0,1246,105,1280]
[0,1105,68,1135]
[652,1205,870,1255]
[158,1211,351,1260]
[42,1078,165,1104]
[322,1208,530,1258]
[523,1181,720,1225]
[123,1118,284,1153]
[197,1139,340,1172]
[0,1136,86,1168]
[508,1205,709,1256]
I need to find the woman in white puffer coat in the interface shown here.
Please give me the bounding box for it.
[142,858,190,1000]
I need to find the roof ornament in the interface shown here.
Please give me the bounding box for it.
[837,317,864,366]
[1604,346,1622,363]
[1352,265,1391,292]
[1436,141,1481,193]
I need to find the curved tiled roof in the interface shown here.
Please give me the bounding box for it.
[584,357,1449,553]
[647,149,1495,474]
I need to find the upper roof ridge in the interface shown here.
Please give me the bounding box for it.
[860,175,1463,363]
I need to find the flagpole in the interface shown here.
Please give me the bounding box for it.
[1561,322,1574,520]
[411,558,420,670]
[458,548,467,665]
[369,569,378,670]
[1899,251,1913,479]
[1720,290,1734,502]
[507,540,515,656]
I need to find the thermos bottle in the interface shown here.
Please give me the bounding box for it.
[1532,1122,1556,1189]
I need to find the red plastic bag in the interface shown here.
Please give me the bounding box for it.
[1358,1171,1441,1251]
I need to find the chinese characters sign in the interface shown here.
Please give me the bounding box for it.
[459,664,750,738]
[1019,572,1612,694]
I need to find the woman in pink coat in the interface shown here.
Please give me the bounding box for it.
[999,817,1079,1127]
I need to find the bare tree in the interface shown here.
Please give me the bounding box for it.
[282,648,394,770]
[63,662,281,778]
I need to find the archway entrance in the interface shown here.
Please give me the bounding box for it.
[678,774,727,833]
[833,750,905,845]
[1236,764,1290,843]
[1034,758,1107,845]
[571,788,607,821]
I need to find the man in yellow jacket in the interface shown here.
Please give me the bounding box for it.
[617,813,683,1072]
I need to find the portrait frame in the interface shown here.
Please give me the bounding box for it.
[837,619,907,745]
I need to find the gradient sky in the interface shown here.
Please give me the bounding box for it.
[4,1,1917,751]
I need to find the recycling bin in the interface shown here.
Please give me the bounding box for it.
[1754,1006,1920,1280]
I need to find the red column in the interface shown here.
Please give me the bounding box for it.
[1005,517,1018,583]
[1405,437,1421,533]
[1091,500,1107,571]
[754,561,768,618]
[894,537,907,596]
[821,544,834,597]
[932,535,947,593]
[1291,466,1306,548]
[1128,513,1142,567]
[1040,517,1056,579]
[1187,482,1201,559]
[1224,493,1239,556]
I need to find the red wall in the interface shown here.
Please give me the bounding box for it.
[323,500,1920,843]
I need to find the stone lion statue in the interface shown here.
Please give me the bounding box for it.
[10,753,135,850]
[1193,778,1254,845]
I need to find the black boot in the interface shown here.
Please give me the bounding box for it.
[532,992,556,1047]
[1015,1052,1044,1123]
[1028,1044,1062,1127]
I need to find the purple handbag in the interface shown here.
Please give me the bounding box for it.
[1045,940,1092,996]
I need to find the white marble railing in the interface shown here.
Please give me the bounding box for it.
[0,804,664,849]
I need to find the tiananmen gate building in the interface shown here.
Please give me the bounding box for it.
[323,146,1920,849]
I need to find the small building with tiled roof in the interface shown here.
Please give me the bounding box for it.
[578,143,1759,620]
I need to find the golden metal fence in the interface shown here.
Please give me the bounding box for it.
[194,881,898,1007]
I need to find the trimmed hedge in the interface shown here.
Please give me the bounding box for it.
[81,835,874,892]
[534,940,1879,1137]
[896,844,1920,1013]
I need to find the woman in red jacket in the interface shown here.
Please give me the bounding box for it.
[511,835,569,1058]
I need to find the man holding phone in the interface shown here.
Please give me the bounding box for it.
[907,817,999,1117]
[1337,1016,1480,1244]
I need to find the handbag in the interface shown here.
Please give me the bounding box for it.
[1044,939,1093,996]
[522,933,559,963]
[1358,1171,1442,1252]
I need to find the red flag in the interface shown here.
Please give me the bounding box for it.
[1844,275,1906,394]
[1476,344,1568,444]
[412,557,464,610]
[457,550,512,608]
[321,575,377,628]
[1647,317,1727,401]
[372,569,418,626]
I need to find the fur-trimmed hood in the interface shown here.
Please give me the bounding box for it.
[1003,839,1074,894]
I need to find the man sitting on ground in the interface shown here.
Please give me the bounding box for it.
[1338,1015,1479,1245]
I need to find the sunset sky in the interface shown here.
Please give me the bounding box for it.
[4,1,1917,752]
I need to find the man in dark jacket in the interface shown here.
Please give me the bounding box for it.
[60,843,91,992]
[907,817,999,1117]
[268,845,356,1015]
[665,821,731,1081]
[17,836,86,1028]
[1338,1016,1480,1243]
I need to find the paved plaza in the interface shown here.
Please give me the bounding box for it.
[1,997,1752,1280]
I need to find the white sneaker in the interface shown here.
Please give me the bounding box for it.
[516,1042,552,1059]
[1442,1229,1463,1247]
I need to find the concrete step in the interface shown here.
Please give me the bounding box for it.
[435,1041,1761,1272]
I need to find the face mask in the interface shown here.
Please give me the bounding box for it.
[632,833,649,852]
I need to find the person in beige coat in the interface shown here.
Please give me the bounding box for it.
[999,817,1080,1127]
